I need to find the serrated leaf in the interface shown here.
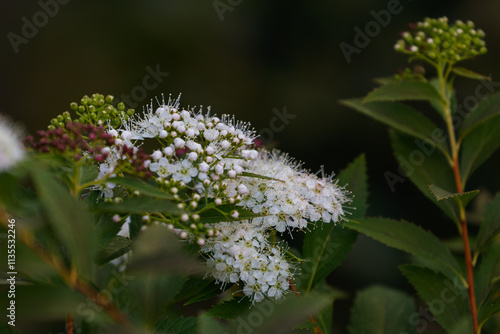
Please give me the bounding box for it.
[348,285,416,334]
[90,196,182,215]
[476,192,500,252]
[362,80,445,105]
[460,93,500,138]
[31,167,98,280]
[390,130,459,223]
[452,67,491,81]
[460,116,500,183]
[340,99,447,155]
[95,235,133,266]
[183,281,231,306]
[107,175,174,199]
[155,316,198,334]
[207,298,252,319]
[173,277,213,303]
[299,155,366,293]
[344,218,464,282]
[429,184,479,208]
[400,265,469,333]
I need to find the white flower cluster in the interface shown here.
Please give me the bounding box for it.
[101,95,349,304]
[203,222,291,303]
[0,115,25,172]
[227,151,348,233]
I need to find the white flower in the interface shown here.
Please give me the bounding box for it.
[0,116,25,171]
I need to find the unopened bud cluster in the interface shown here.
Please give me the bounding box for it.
[394,17,487,64]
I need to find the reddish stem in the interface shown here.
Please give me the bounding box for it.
[288,279,323,334]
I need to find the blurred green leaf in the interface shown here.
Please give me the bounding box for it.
[391,130,459,223]
[90,197,182,215]
[183,281,230,306]
[95,235,133,266]
[108,175,174,199]
[207,298,252,319]
[174,276,214,303]
[241,171,281,182]
[340,99,447,155]
[475,243,500,306]
[362,80,444,105]
[348,285,416,334]
[155,316,198,334]
[300,154,366,293]
[452,67,491,81]
[197,203,264,224]
[344,218,464,282]
[197,314,227,334]
[128,225,204,275]
[449,318,474,334]
[476,192,500,252]
[31,166,98,280]
[400,265,469,332]
[429,184,479,208]
[460,93,500,138]
[478,280,500,329]
[78,164,99,187]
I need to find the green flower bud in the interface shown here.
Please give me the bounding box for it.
[127,109,135,116]
[88,105,96,113]
[105,95,114,103]
[81,95,89,105]
[70,102,78,111]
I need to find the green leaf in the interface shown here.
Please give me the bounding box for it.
[241,171,282,182]
[460,93,500,138]
[155,316,198,334]
[31,166,98,280]
[173,277,214,303]
[197,314,228,334]
[344,218,464,282]
[94,235,133,266]
[78,163,99,187]
[429,184,479,208]
[108,175,174,199]
[475,243,500,306]
[90,196,182,215]
[373,77,397,85]
[340,99,447,155]
[400,265,469,332]
[478,280,500,329]
[452,67,491,81]
[390,130,459,222]
[348,285,416,334]
[460,116,500,183]
[449,318,474,334]
[183,281,231,306]
[207,298,252,319]
[362,80,445,105]
[299,154,367,293]
[476,192,500,251]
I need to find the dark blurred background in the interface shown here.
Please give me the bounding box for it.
[2,0,500,332]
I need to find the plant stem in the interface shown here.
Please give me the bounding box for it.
[439,67,479,333]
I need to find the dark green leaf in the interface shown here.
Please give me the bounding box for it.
[476,192,500,251]
[373,77,397,85]
[344,218,464,282]
[207,298,252,319]
[90,197,182,215]
[174,277,214,303]
[198,203,264,224]
[340,99,447,155]
[348,285,416,334]
[460,93,500,138]
[108,175,174,199]
[475,243,500,306]
[460,116,500,183]
[78,163,99,187]
[478,280,500,329]
[391,130,459,222]
[400,265,469,332]
[31,167,98,280]
[241,171,282,182]
[95,235,133,266]
[300,154,367,293]
[155,316,198,334]
[183,281,231,306]
[449,318,474,334]
[429,184,479,208]
[362,80,445,105]
[452,67,491,81]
